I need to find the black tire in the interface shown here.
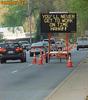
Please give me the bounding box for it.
[60,47,62,51]
[20,57,26,63]
[77,47,79,50]
[1,59,6,64]
[30,52,33,57]
[27,49,29,51]
[20,53,26,62]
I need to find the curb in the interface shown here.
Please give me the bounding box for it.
[44,61,83,100]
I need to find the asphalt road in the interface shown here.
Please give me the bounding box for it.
[0,49,88,100]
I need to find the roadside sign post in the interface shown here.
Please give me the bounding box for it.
[66,33,69,54]
[74,32,76,47]
[40,12,76,65]
[48,32,51,61]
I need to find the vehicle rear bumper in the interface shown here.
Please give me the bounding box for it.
[77,45,88,48]
[0,53,25,60]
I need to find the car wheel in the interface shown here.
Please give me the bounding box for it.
[30,52,33,57]
[77,47,79,50]
[27,49,29,51]
[1,60,6,64]
[20,53,26,63]
[60,47,62,51]
[20,57,26,63]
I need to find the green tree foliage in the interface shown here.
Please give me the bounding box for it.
[0,33,4,42]
[3,2,28,27]
[66,0,88,35]
[1,0,88,39]
[0,33,3,39]
[35,0,56,40]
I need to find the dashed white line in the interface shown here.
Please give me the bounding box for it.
[29,64,33,66]
[11,64,33,74]
[11,70,18,74]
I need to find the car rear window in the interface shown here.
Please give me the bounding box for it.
[31,42,43,47]
[31,42,48,47]
[43,39,55,44]
[19,41,29,44]
[5,43,20,48]
[0,43,5,48]
[78,37,88,41]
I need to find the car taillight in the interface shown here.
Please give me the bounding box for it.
[15,47,23,52]
[0,48,6,53]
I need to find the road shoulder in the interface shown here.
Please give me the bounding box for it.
[45,58,88,100]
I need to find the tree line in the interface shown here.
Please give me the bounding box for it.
[0,0,88,40]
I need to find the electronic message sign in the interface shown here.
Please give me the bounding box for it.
[40,13,76,33]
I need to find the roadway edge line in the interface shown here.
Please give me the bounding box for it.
[44,61,84,100]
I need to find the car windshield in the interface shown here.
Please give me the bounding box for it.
[19,41,29,44]
[31,42,48,47]
[0,43,5,48]
[5,43,20,48]
[43,39,55,44]
[78,37,88,41]
[31,42,43,47]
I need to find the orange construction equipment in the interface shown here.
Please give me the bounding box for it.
[67,54,73,68]
[38,48,43,65]
[43,51,46,63]
[32,49,37,64]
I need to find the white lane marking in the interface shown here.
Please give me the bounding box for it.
[11,70,18,74]
[29,64,33,66]
[11,64,33,74]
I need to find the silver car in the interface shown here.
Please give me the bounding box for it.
[77,37,88,50]
[19,41,31,51]
[30,41,48,57]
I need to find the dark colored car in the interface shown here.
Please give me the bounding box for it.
[0,42,26,63]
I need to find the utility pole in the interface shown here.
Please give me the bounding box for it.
[27,0,32,44]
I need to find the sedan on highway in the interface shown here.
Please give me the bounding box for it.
[18,40,31,51]
[56,39,65,50]
[30,41,48,57]
[77,37,88,50]
[0,42,26,63]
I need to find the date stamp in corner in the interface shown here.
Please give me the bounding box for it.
[0,0,27,5]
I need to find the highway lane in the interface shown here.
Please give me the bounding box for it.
[0,49,88,100]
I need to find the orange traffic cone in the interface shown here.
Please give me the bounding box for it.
[43,51,46,63]
[32,52,37,64]
[38,48,43,65]
[67,55,73,68]
[38,54,43,65]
